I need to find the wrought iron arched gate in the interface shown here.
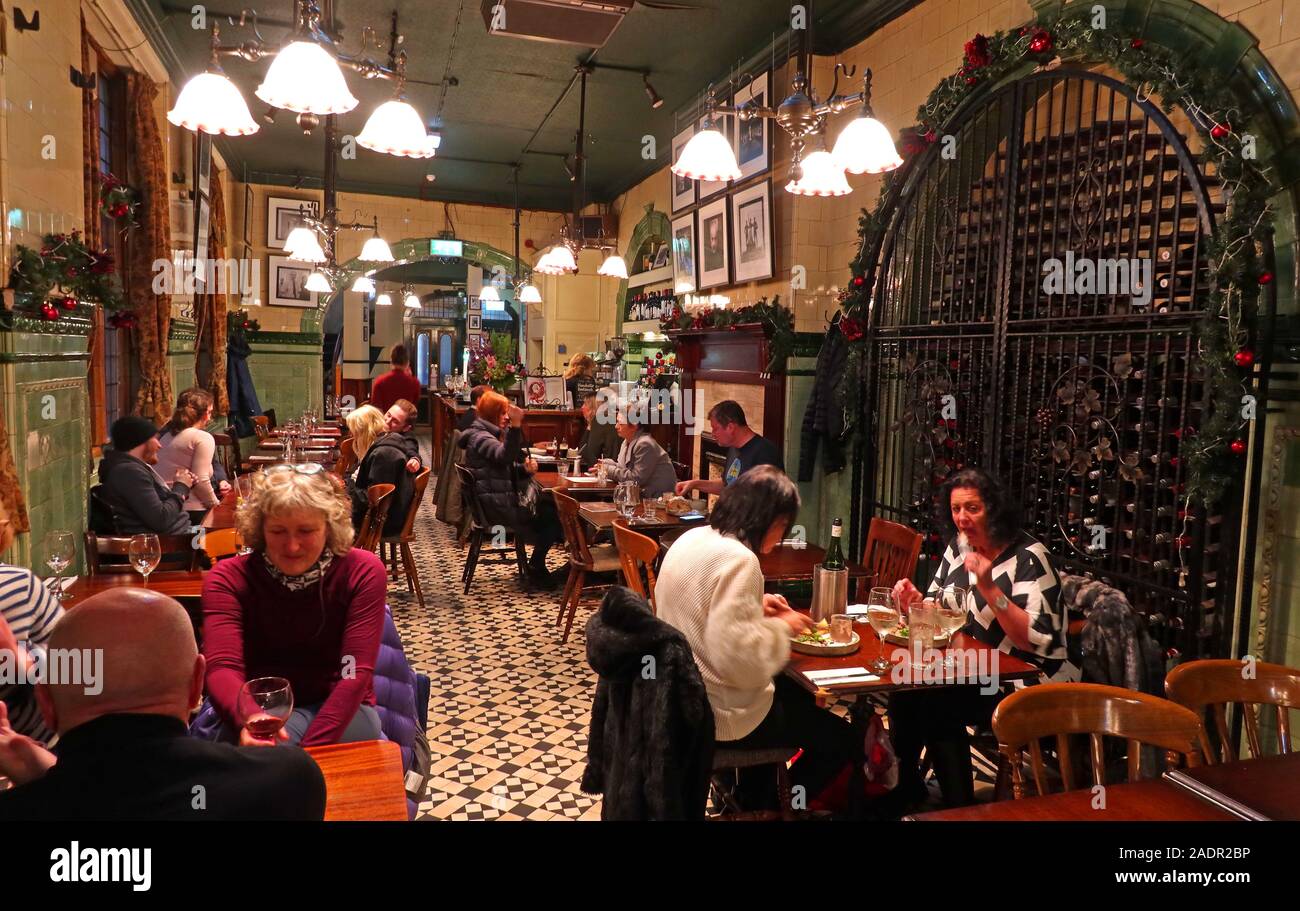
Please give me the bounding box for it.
[855,67,1249,661]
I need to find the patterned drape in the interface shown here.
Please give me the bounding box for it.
[126,72,173,423]
[80,16,101,252]
[196,170,230,414]
[0,406,28,534]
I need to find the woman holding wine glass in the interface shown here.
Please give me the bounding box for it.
[200,465,386,748]
[885,467,1077,811]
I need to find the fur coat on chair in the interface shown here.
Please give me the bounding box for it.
[1060,574,1165,696]
[581,586,715,821]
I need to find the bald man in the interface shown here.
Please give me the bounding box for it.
[0,588,326,820]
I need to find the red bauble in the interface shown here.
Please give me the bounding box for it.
[923,130,937,144]
[964,34,991,69]
[1230,439,1247,455]
[1258,271,1274,285]
[1028,29,1053,53]
[1168,456,1180,468]
[852,276,865,288]
[949,359,961,370]
[1234,349,1255,368]
[40,303,59,321]
[1210,123,1231,139]
[1130,38,1144,49]
[965,76,978,85]
[60,297,76,310]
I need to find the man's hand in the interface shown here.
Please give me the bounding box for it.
[507,405,525,428]
[523,457,538,474]
[675,480,696,496]
[0,701,57,786]
[405,458,420,474]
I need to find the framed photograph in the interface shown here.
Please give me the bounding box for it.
[730,181,774,283]
[652,241,670,269]
[698,111,736,200]
[697,197,730,290]
[267,196,320,249]
[670,125,696,213]
[195,133,212,199]
[733,71,772,180]
[242,182,254,248]
[268,255,317,308]
[193,197,211,293]
[468,313,482,330]
[671,213,697,294]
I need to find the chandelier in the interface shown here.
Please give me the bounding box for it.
[283,208,394,293]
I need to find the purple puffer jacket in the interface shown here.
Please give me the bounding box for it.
[190,606,427,819]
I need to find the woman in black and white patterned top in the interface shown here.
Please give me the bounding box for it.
[887,468,1078,811]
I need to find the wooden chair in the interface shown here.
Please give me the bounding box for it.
[455,464,528,594]
[671,461,691,483]
[553,490,620,643]
[355,484,395,554]
[1166,659,1300,762]
[202,527,240,562]
[613,519,660,609]
[84,532,201,574]
[335,437,357,476]
[857,517,922,598]
[262,408,277,429]
[381,469,431,612]
[252,416,270,440]
[710,746,802,820]
[992,682,1211,799]
[212,429,242,478]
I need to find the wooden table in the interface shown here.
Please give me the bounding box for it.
[1164,752,1300,820]
[906,778,1241,821]
[271,427,341,438]
[63,570,207,602]
[533,471,617,499]
[758,543,871,583]
[305,740,408,822]
[579,502,708,535]
[258,437,338,451]
[246,451,336,467]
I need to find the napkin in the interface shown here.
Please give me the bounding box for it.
[845,604,870,616]
[802,667,880,686]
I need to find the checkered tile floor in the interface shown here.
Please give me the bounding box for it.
[383,433,603,821]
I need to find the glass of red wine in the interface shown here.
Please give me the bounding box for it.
[237,676,294,745]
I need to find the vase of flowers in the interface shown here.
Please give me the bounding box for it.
[470,331,525,394]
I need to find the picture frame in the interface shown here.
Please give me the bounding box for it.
[733,71,772,180]
[697,197,730,290]
[193,197,211,293]
[242,182,254,249]
[670,125,697,214]
[267,196,320,249]
[730,180,774,283]
[268,255,317,308]
[651,241,670,269]
[671,213,698,294]
[195,133,212,199]
[697,111,736,200]
[468,313,482,330]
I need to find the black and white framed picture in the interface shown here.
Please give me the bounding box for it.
[697,111,736,200]
[193,197,211,294]
[671,212,697,294]
[267,196,320,249]
[730,181,774,283]
[697,197,730,290]
[468,313,482,330]
[670,125,696,213]
[268,255,316,307]
[732,71,772,180]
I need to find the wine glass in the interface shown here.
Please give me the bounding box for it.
[935,584,970,672]
[237,677,294,745]
[42,530,75,602]
[865,587,900,674]
[128,533,161,586]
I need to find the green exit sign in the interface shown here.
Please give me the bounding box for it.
[430,239,463,257]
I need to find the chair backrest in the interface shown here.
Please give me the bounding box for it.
[262,408,277,429]
[992,682,1211,798]
[211,431,240,479]
[551,490,596,567]
[252,415,270,439]
[356,484,396,552]
[1166,659,1300,762]
[671,461,691,483]
[614,519,660,608]
[335,437,357,476]
[84,531,200,574]
[393,469,432,542]
[455,463,489,530]
[202,527,240,562]
[859,517,922,595]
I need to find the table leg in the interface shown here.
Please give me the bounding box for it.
[846,695,873,820]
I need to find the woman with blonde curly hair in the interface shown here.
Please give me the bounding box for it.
[200,465,386,747]
[344,404,387,478]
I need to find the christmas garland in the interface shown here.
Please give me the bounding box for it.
[659,295,795,375]
[837,12,1273,510]
[10,230,125,320]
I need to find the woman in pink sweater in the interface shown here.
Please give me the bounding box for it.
[201,465,386,748]
[155,387,228,525]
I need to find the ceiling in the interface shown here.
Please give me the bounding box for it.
[132,0,910,211]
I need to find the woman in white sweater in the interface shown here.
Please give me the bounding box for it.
[656,465,858,807]
[155,387,224,525]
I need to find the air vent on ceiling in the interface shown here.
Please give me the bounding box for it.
[481,0,635,48]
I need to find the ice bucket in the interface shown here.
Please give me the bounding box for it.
[810,564,849,623]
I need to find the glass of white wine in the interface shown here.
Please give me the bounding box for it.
[865,587,900,674]
[43,530,75,602]
[935,584,969,672]
[128,533,162,586]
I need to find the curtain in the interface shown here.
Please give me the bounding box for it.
[195,170,230,414]
[125,72,173,423]
[0,403,28,534]
[80,16,101,252]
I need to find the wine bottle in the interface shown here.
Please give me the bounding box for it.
[823,519,846,571]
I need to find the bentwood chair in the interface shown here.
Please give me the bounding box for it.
[613,519,660,610]
[382,469,432,612]
[84,532,201,574]
[857,517,922,599]
[335,437,358,476]
[356,484,396,554]
[252,416,270,440]
[992,683,1211,799]
[553,490,620,643]
[212,430,242,478]
[1165,659,1300,762]
[455,464,528,594]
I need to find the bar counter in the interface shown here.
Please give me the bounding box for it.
[431,394,586,450]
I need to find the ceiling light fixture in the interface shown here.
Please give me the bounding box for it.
[643,74,664,110]
[404,289,421,308]
[167,25,260,136]
[598,251,629,279]
[375,292,393,307]
[786,137,852,197]
[671,109,741,182]
[519,283,543,304]
[256,39,357,115]
[356,51,441,158]
[305,270,333,293]
[284,226,328,263]
[350,274,376,293]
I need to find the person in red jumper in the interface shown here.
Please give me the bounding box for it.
[369,344,422,416]
[201,465,386,748]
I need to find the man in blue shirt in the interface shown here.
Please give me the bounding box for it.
[675,400,784,497]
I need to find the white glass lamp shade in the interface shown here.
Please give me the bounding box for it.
[479,284,501,304]
[284,227,327,263]
[671,125,741,182]
[548,244,578,274]
[833,114,903,175]
[519,283,543,304]
[404,292,421,308]
[786,149,853,197]
[304,270,333,293]
[357,99,439,158]
[255,41,358,115]
[597,253,629,279]
[375,292,393,307]
[167,71,260,136]
[350,275,376,293]
[359,235,394,262]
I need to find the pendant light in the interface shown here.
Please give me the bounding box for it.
[356,52,441,158]
[167,24,260,136]
[404,290,421,308]
[519,283,543,304]
[359,232,394,263]
[284,226,327,263]
[375,292,393,307]
[304,270,332,293]
[671,113,741,182]
[256,40,358,115]
[546,243,578,274]
[786,136,852,197]
[832,111,902,175]
[598,253,629,279]
[350,274,376,293]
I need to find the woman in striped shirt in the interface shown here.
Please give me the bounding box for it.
[0,500,64,743]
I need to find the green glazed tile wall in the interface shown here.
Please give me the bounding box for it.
[245,338,323,423]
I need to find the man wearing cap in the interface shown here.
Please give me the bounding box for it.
[97,416,195,536]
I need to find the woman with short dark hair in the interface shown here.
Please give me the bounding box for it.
[591,402,677,497]
[656,466,858,810]
[887,466,1077,810]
